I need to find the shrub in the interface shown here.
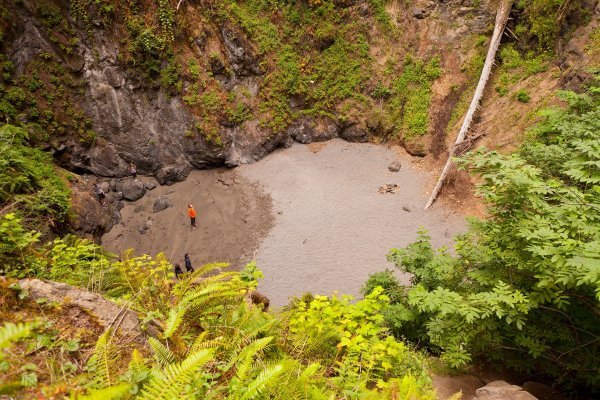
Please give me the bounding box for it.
[515,89,530,103]
[372,84,600,392]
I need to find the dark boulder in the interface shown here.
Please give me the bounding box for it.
[340,124,369,143]
[115,179,146,201]
[153,196,173,213]
[156,164,192,185]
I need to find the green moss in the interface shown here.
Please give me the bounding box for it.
[368,0,393,30]
[387,57,441,139]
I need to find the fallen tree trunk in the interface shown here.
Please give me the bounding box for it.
[424,0,513,210]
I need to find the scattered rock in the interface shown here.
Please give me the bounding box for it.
[19,279,144,339]
[378,184,400,194]
[474,381,538,400]
[153,196,173,213]
[115,178,146,201]
[145,180,158,190]
[248,290,270,311]
[388,160,402,172]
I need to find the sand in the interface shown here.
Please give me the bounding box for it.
[101,170,273,269]
[102,139,468,307]
[240,139,467,307]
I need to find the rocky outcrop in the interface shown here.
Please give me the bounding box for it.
[19,279,144,339]
[287,118,340,144]
[68,175,121,238]
[474,381,538,400]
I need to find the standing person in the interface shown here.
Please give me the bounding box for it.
[184,253,194,273]
[129,163,137,181]
[174,263,183,278]
[187,204,197,230]
[93,183,106,206]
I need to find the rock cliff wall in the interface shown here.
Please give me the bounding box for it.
[0,0,596,186]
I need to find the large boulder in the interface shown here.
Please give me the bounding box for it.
[474,381,538,400]
[115,178,146,201]
[19,279,143,339]
[68,176,120,237]
[340,124,369,143]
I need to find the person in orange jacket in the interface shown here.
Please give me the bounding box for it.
[187,204,197,229]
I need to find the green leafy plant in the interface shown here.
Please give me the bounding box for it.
[367,83,600,392]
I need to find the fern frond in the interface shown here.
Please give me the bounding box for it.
[76,383,131,400]
[86,330,118,387]
[137,349,214,400]
[0,322,32,351]
[234,337,273,382]
[299,362,322,382]
[148,337,176,367]
[128,349,148,375]
[163,285,243,338]
[240,363,284,400]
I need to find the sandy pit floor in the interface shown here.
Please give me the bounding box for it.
[101,171,273,269]
[102,139,468,307]
[240,139,467,307]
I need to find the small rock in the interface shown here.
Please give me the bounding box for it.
[388,161,402,172]
[153,196,173,213]
[99,181,110,193]
[114,191,124,201]
[402,205,412,212]
[145,180,158,190]
[378,184,400,194]
[134,205,145,213]
[413,8,426,19]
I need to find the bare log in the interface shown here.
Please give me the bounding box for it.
[424,0,513,210]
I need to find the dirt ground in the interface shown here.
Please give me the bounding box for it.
[101,170,273,269]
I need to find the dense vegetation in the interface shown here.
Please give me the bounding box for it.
[0,219,435,398]
[0,124,71,232]
[364,82,600,394]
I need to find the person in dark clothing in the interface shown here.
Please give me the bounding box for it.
[184,253,194,273]
[93,183,106,206]
[174,263,183,278]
